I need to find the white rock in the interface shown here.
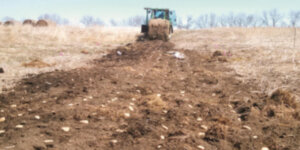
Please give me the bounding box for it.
[160,135,165,140]
[116,129,125,133]
[88,96,93,99]
[261,147,269,150]
[0,109,4,112]
[162,125,168,130]
[201,125,208,130]
[180,90,185,94]
[128,106,134,111]
[5,145,15,149]
[173,52,185,59]
[212,93,216,97]
[163,110,168,114]
[16,124,24,128]
[117,51,122,56]
[83,98,88,101]
[111,97,118,102]
[0,130,5,134]
[242,125,252,130]
[131,98,136,101]
[197,145,205,149]
[11,104,17,108]
[68,103,73,106]
[80,120,89,124]
[61,127,70,132]
[35,115,40,120]
[228,104,233,108]
[44,139,54,143]
[197,117,203,121]
[188,104,193,108]
[42,101,47,103]
[111,139,118,144]
[28,109,32,112]
[198,132,205,137]
[157,94,161,97]
[124,113,130,118]
[18,113,23,117]
[0,117,5,122]
[101,104,106,108]
[129,103,135,106]
[237,118,241,122]
[157,145,162,149]
[253,135,258,139]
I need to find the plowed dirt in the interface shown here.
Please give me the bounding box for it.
[0,41,299,150]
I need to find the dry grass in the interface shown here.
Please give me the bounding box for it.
[172,27,300,99]
[0,25,139,92]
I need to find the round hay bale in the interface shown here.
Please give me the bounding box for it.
[23,19,35,26]
[35,19,56,27]
[148,19,170,41]
[35,19,48,27]
[4,20,15,26]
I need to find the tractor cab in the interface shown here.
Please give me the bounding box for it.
[142,8,177,34]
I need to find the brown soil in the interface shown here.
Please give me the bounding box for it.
[0,41,299,150]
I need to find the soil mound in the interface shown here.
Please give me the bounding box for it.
[0,41,299,150]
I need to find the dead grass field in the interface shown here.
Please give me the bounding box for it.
[171,28,300,99]
[0,25,140,91]
[1,26,300,100]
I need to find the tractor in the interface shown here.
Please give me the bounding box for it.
[141,8,177,41]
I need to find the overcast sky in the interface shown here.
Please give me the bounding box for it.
[1,0,299,23]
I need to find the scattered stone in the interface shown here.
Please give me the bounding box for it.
[88,96,93,99]
[188,104,193,108]
[128,106,134,111]
[180,90,185,94]
[160,135,165,140]
[80,120,89,124]
[68,103,73,106]
[117,51,122,56]
[163,110,168,113]
[157,94,161,97]
[5,145,15,149]
[16,124,24,129]
[0,109,4,113]
[83,98,88,101]
[0,117,5,122]
[101,104,106,108]
[129,103,134,106]
[197,132,205,137]
[212,93,216,97]
[111,139,118,144]
[237,118,241,122]
[157,145,162,149]
[28,108,32,112]
[124,113,130,118]
[162,125,168,130]
[173,51,185,59]
[42,100,47,103]
[0,130,5,134]
[197,145,205,149]
[116,129,125,133]
[197,117,203,121]
[35,115,40,120]
[10,104,17,108]
[131,98,136,101]
[242,125,252,130]
[61,127,70,132]
[201,125,208,130]
[111,97,118,102]
[253,135,258,139]
[228,104,233,108]
[44,139,54,143]
[261,147,269,150]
